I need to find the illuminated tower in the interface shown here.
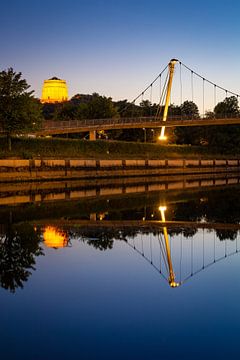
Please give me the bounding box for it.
[41,76,68,103]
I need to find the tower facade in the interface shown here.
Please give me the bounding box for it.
[41,77,68,103]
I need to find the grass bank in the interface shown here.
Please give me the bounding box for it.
[0,136,237,159]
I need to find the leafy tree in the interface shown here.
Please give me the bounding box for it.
[204,96,240,149]
[174,101,203,144]
[53,102,80,121]
[0,68,43,150]
[214,96,239,117]
[139,100,153,116]
[87,94,118,119]
[180,101,200,118]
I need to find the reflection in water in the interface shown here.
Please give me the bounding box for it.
[126,226,240,289]
[1,182,240,293]
[43,226,68,248]
[0,223,43,292]
[0,217,240,292]
[159,206,179,288]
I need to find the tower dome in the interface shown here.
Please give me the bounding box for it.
[41,77,68,103]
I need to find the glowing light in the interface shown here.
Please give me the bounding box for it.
[43,226,68,248]
[159,206,167,221]
[99,213,107,221]
[158,135,167,141]
[169,281,180,288]
[158,126,167,141]
[41,77,68,103]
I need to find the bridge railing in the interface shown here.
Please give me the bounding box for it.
[42,113,240,130]
[1,113,240,134]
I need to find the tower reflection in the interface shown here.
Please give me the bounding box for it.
[43,226,68,248]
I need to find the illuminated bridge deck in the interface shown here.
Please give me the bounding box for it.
[36,115,240,135]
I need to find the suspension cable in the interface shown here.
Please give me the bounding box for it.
[203,78,205,117]
[155,71,169,119]
[191,70,194,102]
[180,62,183,105]
[214,84,216,109]
[119,64,168,115]
[181,61,240,98]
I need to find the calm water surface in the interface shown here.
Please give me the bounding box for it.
[1,177,240,359]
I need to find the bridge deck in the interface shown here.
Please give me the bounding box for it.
[1,115,240,136]
[35,116,240,135]
[33,219,240,230]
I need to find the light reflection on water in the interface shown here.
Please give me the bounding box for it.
[1,181,240,359]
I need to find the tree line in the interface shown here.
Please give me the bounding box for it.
[0,67,240,150]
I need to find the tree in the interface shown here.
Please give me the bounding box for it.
[0,68,42,150]
[87,94,118,119]
[214,96,239,117]
[180,101,199,118]
[204,96,240,149]
[174,101,203,144]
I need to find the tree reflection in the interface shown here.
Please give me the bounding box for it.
[0,221,43,292]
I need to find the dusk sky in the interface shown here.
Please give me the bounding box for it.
[1,0,240,111]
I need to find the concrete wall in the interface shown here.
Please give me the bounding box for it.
[0,158,239,182]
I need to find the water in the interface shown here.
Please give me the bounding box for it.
[1,176,240,359]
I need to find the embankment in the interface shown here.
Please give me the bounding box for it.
[0,158,239,182]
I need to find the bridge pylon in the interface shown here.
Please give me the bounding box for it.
[159,59,178,141]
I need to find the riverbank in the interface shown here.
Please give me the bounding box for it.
[0,157,239,182]
[0,136,237,160]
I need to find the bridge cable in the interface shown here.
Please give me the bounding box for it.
[119,64,168,115]
[202,229,205,269]
[203,78,205,117]
[159,74,162,102]
[191,236,193,276]
[150,84,153,116]
[155,72,169,120]
[133,64,168,102]
[158,233,169,274]
[150,234,153,264]
[214,231,216,263]
[181,61,240,98]
[214,85,217,110]
[191,70,194,103]
[180,233,183,281]
[180,62,183,106]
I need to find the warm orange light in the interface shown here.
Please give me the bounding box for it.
[41,77,68,103]
[158,126,167,141]
[158,135,167,141]
[159,206,167,222]
[43,226,68,248]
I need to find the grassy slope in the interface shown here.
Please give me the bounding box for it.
[0,136,235,159]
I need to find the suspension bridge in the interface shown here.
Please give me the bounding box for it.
[34,59,240,139]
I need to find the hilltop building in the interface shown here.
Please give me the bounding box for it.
[41,77,68,103]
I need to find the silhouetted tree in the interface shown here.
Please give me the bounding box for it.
[204,96,240,150]
[0,68,42,150]
[174,101,203,144]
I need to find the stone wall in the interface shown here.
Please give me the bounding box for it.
[0,158,239,182]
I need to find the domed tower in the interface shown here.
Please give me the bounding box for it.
[41,76,68,103]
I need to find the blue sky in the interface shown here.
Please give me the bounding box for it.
[1,0,240,111]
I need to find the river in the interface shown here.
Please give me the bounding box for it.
[0,175,240,359]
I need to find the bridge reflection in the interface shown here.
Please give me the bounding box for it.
[125,206,240,288]
[1,217,240,292]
